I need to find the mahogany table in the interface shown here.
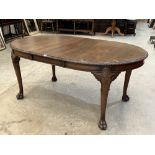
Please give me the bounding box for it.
[11,36,148,130]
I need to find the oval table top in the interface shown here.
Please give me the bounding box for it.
[11,35,148,65]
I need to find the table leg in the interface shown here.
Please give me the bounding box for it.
[51,65,57,82]
[103,26,112,35]
[11,51,24,99]
[92,68,120,130]
[122,70,132,102]
[114,27,124,36]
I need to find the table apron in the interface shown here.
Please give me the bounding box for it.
[13,50,144,72]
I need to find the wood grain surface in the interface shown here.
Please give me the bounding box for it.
[11,35,148,65]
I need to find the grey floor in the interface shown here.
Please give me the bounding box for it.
[0,21,155,134]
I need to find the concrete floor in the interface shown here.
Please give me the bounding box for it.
[0,21,155,134]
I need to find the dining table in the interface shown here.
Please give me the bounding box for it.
[11,35,148,130]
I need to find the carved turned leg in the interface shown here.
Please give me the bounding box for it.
[11,51,24,99]
[92,68,120,130]
[122,70,132,102]
[51,65,57,82]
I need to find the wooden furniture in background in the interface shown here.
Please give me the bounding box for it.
[57,19,75,33]
[75,19,95,35]
[0,19,24,42]
[11,36,147,130]
[94,19,137,35]
[125,20,137,36]
[53,19,95,35]
[40,19,56,32]
[37,19,137,36]
[103,19,124,37]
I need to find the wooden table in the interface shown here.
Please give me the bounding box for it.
[11,36,148,130]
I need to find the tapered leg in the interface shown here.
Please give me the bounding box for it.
[93,68,120,130]
[11,51,24,99]
[122,70,132,102]
[51,65,57,82]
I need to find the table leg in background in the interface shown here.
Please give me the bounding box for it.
[51,65,57,82]
[122,70,132,102]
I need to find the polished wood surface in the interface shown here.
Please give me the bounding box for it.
[11,35,147,65]
[11,35,148,130]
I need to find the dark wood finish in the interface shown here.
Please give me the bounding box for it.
[11,52,24,99]
[40,20,55,32]
[125,20,137,36]
[57,19,95,35]
[122,70,132,102]
[92,69,120,130]
[94,19,112,32]
[94,19,137,35]
[0,19,24,42]
[75,19,95,35]
[38,19,136,35]
[11,36,148,130]
[51,65,57,82]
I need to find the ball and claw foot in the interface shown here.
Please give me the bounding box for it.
[98,120,107,130]
[51,76,57,82]
[16,92,24,100]
[122,94,130,102]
